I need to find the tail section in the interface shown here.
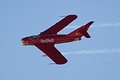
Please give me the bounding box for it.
[68,21,94,38]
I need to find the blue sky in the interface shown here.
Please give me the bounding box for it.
[1,0,120,80]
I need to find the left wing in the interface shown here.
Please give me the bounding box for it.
[35,44,67,64]
[40,15,77,35]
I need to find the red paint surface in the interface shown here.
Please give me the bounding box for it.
[21,14,94,65]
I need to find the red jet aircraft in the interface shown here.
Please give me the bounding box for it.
[22,14,94,65]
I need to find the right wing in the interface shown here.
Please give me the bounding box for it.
[40,15,77,35]
[35,44,67,64]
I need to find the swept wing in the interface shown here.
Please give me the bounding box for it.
[35,44,67,64]
[40,15,77,35]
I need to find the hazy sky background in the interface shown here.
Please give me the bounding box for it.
[1,0,120,80]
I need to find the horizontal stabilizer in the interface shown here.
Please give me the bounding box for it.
[79,29,91,38]
[68,21,94,38]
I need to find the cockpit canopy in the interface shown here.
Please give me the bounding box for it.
[30,35,40,39]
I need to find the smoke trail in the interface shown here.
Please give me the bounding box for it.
[92,23,120,28]
[62,48,120,55]
[66,22,120,29]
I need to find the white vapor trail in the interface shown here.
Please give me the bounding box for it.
[66,22,120,29]
[62,48,120,55]
[92,23,120,28]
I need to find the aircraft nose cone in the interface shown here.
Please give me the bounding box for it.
[21,37,28,45]
[21,40,25,45]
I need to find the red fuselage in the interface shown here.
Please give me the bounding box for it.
[22,34,81,45]
[21,14,94,65]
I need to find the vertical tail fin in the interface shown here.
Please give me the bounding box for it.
[68,21,94,38]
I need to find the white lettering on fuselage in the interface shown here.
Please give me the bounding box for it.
[40,38,54,43]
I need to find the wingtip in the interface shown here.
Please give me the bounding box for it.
[56,59,68,65]
[90,21,94,24]
[67,14,77,18]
